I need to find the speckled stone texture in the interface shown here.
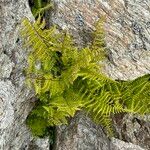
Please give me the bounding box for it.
[0,0,49,149]
[54,113,111,150]
[110,137,145,150]
[51,0,150,149]
[113,114,150,149]
[51,0,150,80]
[1,0,150,149]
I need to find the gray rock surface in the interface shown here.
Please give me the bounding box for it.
[110,138,145,150]
[28,138,50,150]
[113,113,150,149]
[0,0,49,149]
[54,112,145,150]
[51,0,150,149]
[0,0,150,150]
[54,112,110,150]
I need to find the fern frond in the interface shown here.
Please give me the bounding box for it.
[83,82,124,132]
[21,16,150,138]
[42,105,69,126]
[31,0,53,17]
[90,16,107,62]
[50,88,83,117]
[122,74,150,114]
[77,66,113,86]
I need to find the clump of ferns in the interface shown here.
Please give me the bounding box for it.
[20,15,150,137]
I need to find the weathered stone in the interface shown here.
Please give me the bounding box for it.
[113,114,150,149]
[0,54,14,79]
[103,0,150,80]
[0,0,49,149]
[110,137,145,150]
[1,0,150,149]
[28,138,50,150]
[51,0,150,149]
[54,112,110,150]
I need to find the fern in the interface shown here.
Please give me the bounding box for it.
[21,16,150,137]
[122,74,150,114]
[74,77,124,134]
[90,16,107,62]
[21,16,87,136]
[30,0,53,17]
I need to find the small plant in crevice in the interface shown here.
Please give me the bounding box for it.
[20,15,150,138]
[28,0,53,18]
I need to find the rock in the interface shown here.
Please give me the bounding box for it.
[0,0,150,149]
[54,112,110,150]
[28,138,50,150]
[102,0,150,80]
[110,137,145,150]
[0,0,49,149]
[113,114,150,149]
[51,0,150,149]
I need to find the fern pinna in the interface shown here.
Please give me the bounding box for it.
[20,16,150,137]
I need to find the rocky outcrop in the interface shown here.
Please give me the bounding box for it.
[54,112,147,150]
[54,113,110,150]
[51,0,150,149]
[113,114,150,149]
[0,0,49,149]
[0,0,149,149]
[110,137,145,150]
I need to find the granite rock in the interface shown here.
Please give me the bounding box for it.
[0,0,49,149]
[0,0,150,149]
[51,0,150,149]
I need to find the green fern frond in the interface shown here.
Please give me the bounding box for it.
[122,74,150,114]
[82,82,124,135]
[50,88,83,117]
[21,16,150,138]
[90,16,107,62]
[42,105,69,126]
[31,0,53,17]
